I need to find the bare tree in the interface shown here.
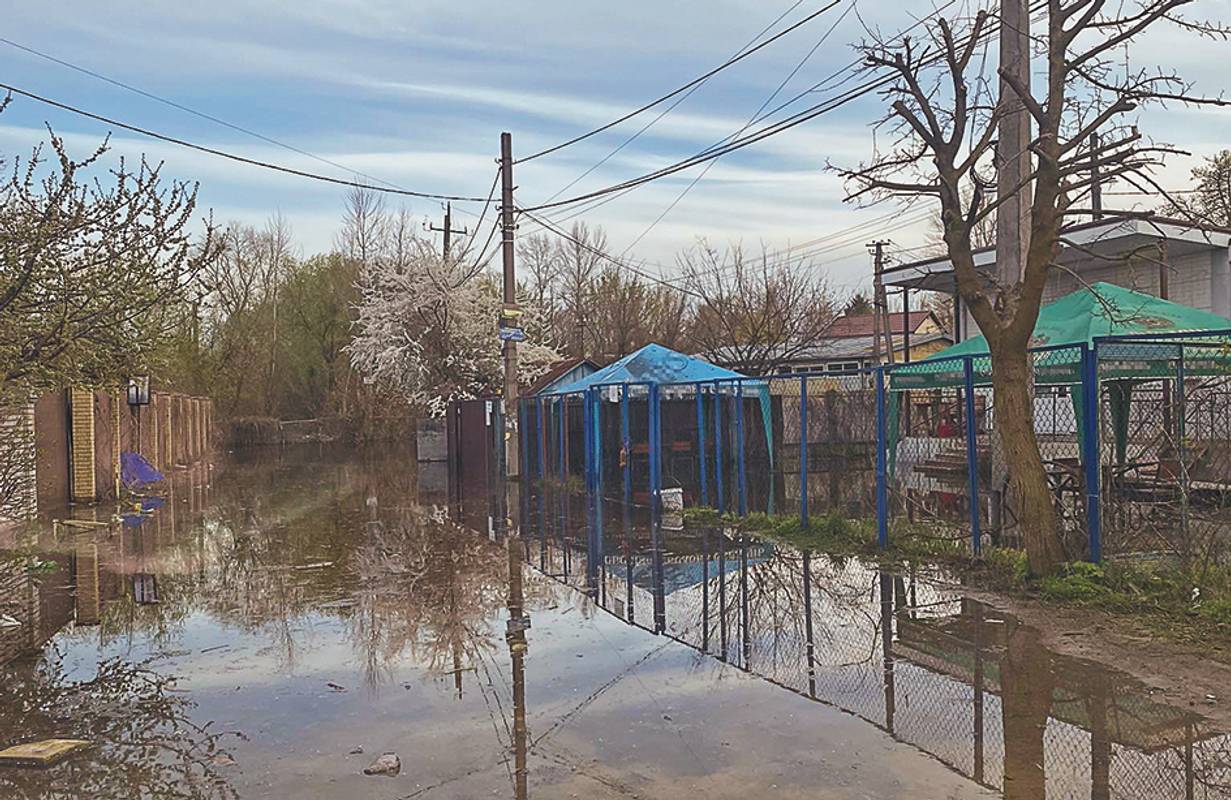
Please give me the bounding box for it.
[1163,149,1231,227]
[840,2,1229,574]
[684,241,837,375]
[587,267,690,360]
[555,222,605,358]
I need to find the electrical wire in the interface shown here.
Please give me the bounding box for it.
[515,0,844,164]
[0,81,491,202]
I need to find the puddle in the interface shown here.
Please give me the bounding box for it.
[0,446,1226,798]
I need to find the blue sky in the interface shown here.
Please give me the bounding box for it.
[3,0,1230,294]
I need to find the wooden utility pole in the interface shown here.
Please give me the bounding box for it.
[996,0,1032,287]
[500,132,520,479]
[430,202,468,261]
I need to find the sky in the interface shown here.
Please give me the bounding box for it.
[3,0,1230,296]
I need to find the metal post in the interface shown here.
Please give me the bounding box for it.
[1177,346,1189,540]
[1082,344,1103,562]
[800,375,810,528]
[735,380,747,516]
[536,397,546,481]
[696,382,708,507]
[593,388,603,498]
[875,367,889,548]
[558,397,567,481]
[963,357,983,555]
[583,389,594,494]
[714,380,725,513]
[620,385,631,507]
[649,383,662,521]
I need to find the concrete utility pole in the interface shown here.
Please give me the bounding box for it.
[996,0,1032,287]
[500,132,520,479]
[1089,132,1103,221]
[870,240,895,365]
[429,202,468,261]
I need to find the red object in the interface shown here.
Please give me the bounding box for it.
[937,420,958,438]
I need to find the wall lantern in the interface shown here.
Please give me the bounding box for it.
[127,376,151,406]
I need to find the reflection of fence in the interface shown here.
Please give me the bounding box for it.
[516,514,1231,799]
[521,329,1231,564]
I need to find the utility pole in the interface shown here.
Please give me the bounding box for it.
[500,132,520,479]
[870,241,895,365]
[996,0,1032,288]
[429,202,468,261]
[1089,132,1103,221]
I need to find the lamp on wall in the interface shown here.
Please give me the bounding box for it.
[126,376,151,406]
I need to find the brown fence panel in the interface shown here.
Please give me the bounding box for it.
[34,391,69,510]
[92,390,117,500]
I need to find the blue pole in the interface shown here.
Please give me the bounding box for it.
[800,376,810,529]
[735,379,747,516]
[875,367,888,548]
[620,385,631,507]
[963,357,983,556]
[714,379,725,513]
[583,390,594,493]
[536,397,546,481]
[1081,344,1102,563]
[594,388,603,498]
[649,383,662,521]
[519,399,530,484]
[558,396,567,481]
[696,382,709,507]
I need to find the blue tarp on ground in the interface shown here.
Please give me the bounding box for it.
[121,451,165,488]
[547,343,745,394]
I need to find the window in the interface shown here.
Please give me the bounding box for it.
[826,361,860,374]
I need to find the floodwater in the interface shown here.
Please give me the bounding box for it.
[0,446,1226,799]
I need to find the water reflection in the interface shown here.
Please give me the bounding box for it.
[0,446,1227,799]
[517,481,1231,799]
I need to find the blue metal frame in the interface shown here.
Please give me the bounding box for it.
[1080,344,1102,562]
[714,379,725,513]
[557,396,567,480]
[875,367,888,548]
[735,379,747,516]
[799,376,809,528]
[648,383,662,520]
[536,397,546,480]
[620,385,631,507]
[696,382,708,507]
[962,357,982,556]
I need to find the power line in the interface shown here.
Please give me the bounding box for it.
[0,81,491,202]
[522,2,1040,215]
[539,0,811,206]
[515,0,844,164]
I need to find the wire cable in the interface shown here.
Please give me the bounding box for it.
[515,0,843,164]
[0,81,490,202]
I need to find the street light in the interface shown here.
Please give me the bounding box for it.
[126,376,151,406]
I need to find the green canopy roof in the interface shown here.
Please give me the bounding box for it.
[891,283,1231,390]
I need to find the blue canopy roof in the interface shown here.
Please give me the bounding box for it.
[547,343,745,394]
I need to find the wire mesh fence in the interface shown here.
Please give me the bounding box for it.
[518,328,1231,566]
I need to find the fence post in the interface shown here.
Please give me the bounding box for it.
[735,379,747,517]
[1177,344,1189,541]
[714,379,725,513]
[620,385,631,507]
[875,367,888,548]
[536,396,546,481]
[963,357,983,556]
[519,399,530,485]
[1081,344,1103,563]
[649,382,662,521]
[583,389,594,494]
[696,382,708,507]
[593,388,603,498]
[800,375,809,529]
[557,397,567,481]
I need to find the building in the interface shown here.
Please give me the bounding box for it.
[710,310,952,376]
[524,357,600,396]
[881,213,1231,341]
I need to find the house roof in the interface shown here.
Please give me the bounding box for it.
[883,212,1231,292]
[788,332,952,363]
[548,343,745,394]
[524,357,599,396]
[826,310,937,338]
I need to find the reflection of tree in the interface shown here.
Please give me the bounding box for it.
[349,505,508,690]
[0,649,239,800]
[1000,620,1054,800]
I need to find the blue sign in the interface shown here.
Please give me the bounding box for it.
[499,327,527,342]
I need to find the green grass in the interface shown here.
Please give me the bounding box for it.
[683,506,1231,652]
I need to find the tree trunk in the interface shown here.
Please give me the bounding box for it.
[989,344,1065,575]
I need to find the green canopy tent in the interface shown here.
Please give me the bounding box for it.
[887,282,1231,473]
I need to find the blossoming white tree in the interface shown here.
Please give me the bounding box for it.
[349,236,557,417]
